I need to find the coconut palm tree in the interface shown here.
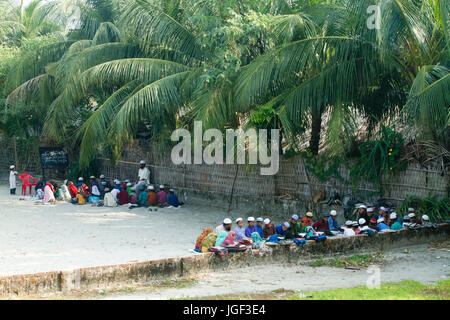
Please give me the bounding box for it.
[233,0,449,156]
[0,0,62,44]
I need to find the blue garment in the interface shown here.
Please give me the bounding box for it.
[255,225,264,238]
[245,225,257,237]
[328,217,339,231]
[234,226,246,241]
[378,223,390,231]
[275,225,287,236]
[167,193,179,207]
[114,185,122,191]
[137,191,148,206]
[76,182,82,188]
[269,234,279,243]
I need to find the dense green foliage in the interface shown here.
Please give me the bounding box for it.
[1,0,449,189]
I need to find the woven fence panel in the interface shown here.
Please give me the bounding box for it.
[97,142,449,204]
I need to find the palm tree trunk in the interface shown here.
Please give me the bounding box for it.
[309,113,322,155]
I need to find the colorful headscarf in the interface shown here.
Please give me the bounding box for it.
[201,232,218,249]
[305,226,317,237]
[222,231,236,246]
[195,228,212,250]
[251,232,263,247]
[215,231,228,247]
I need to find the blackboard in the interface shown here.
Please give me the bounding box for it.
[38,147,69,169]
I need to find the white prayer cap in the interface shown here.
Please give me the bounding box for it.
[78,177,83,181]
[379,206,386,211]
[283,222,290,228]
[148,185,154,190]
[367,207,374,213]
[408,212,415,218]
[131,187,136,191]
[345,220,353,226]
[390,212,397,219]
[330,210,337,216]
[256,217,263,222]
[358,204,367,209]
[9,165,15,169]
[169,188,174,192]
[127,182,132,187]
[264,218,270,225]
[223,218,232,224]
[140,160,146,164]
[422,215,429,221]
[408,207,415,212]
[115,180,121,184]
[352,221,358,227]
[99,174,105,179]
[159,185,164,189]
[358,218,366,225]
[125,179,130,183]
[306,212,313,217]
[89,176,95,179]
[291,214,299,220]
[247,217,255,222]
[63,180,68,184]
[236,217,243,223]
[377,217,384,223]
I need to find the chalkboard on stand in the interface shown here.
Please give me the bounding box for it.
[38,147,69,183]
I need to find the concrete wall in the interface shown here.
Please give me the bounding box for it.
[1,224,448,297]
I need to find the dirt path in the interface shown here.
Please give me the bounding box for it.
[92,243,449,300]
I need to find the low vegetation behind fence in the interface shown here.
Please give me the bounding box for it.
[99,140,449,206]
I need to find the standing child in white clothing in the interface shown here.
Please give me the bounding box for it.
[9,165,18,195]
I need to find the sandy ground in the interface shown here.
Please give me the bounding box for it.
[98,244,450,300]
[0,185,239,276]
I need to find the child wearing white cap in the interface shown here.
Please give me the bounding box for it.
[9,165,18,195]
[390,212,403,230]
[275,222,290,236]
[255,217,265,238]
[156,185,167,207]
[343,221,355,236]
[262,218,276,238]
[245,217,257,237]
[377,217,391,232]
[234,218,246,241]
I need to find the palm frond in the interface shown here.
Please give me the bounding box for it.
[121,0,204,60]
[77,80,142,166]
[403,65,450,146]
[109,71,189,137]
[4,40,73,95]
[92,22,121,45]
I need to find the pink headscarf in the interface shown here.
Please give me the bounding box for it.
[222,231,236,246]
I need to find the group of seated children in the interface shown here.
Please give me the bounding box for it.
[195,206,432,252]
[34,175,181,209]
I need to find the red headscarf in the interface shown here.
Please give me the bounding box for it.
[222,231,236,246]
[46,183,55,194]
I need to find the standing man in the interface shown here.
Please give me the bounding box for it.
[9,165,18,195]
[137,160,150,185]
